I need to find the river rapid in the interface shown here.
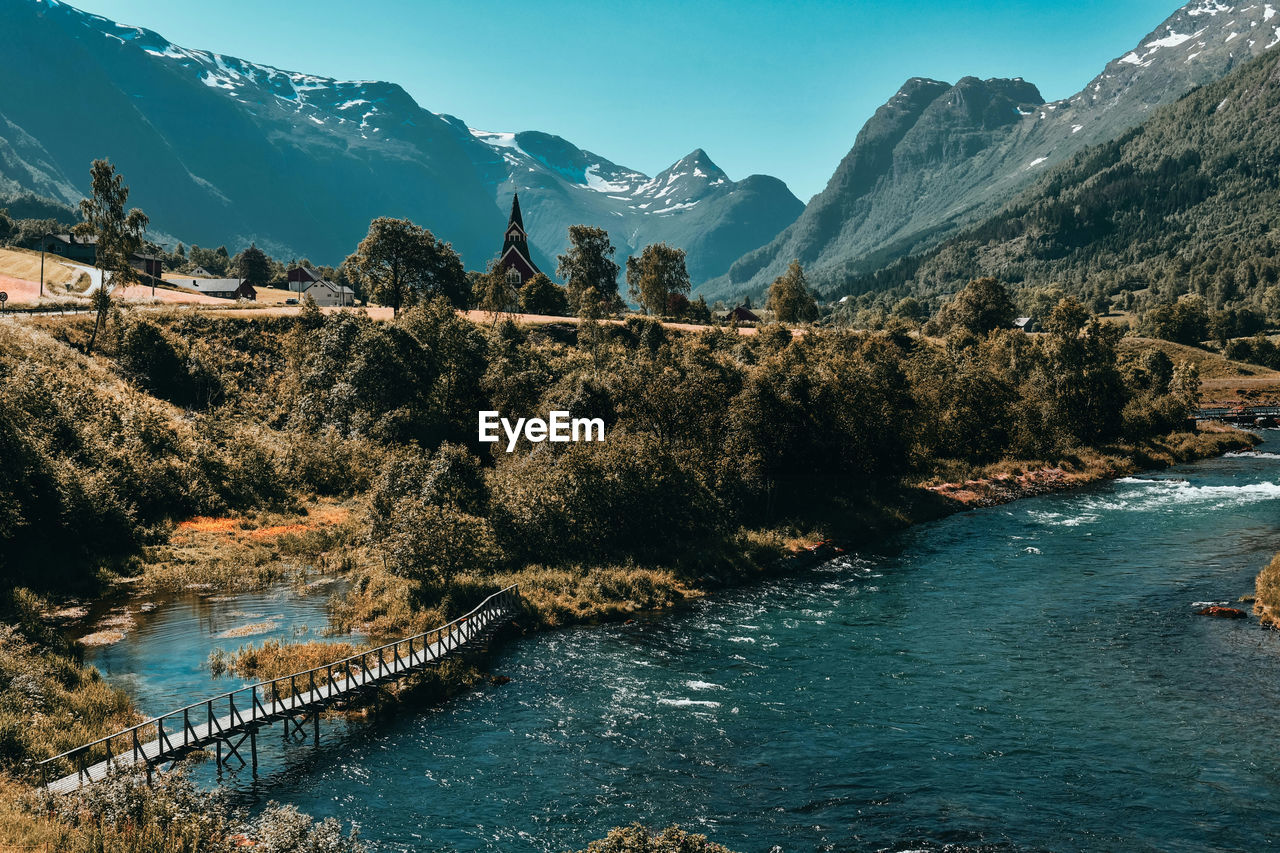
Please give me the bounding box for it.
[86,436,1280,852]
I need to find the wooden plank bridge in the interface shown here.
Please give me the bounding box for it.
[38,585,520,795]
[1195,405,1280,424]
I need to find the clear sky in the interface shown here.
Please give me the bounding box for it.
[70,0,1183,201]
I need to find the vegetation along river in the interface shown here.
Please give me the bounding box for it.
[86,435,1280,852]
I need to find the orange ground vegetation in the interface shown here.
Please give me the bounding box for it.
[177,506,349,539]
[178,516,241,533]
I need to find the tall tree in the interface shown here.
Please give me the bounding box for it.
[942,277,1016,337]
[78,159,148,355]
[626,242,690,316]
[518,272,569,316]
[475,259,521,320]
[351,217,467,316]
[557,225,620,314]
[766,260,818,325]
[233,243,272,288]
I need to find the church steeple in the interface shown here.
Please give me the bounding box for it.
[508,192,525,230]
[497,193,541,285]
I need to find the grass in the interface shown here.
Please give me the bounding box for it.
[135,500,362,594]
[1119,336,1280,381]
[0,247,78,288]
[1254,553,1280,628]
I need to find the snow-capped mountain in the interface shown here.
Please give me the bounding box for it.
[453,129,798,280]
[0,0,801,281]
[710,0,1280,301]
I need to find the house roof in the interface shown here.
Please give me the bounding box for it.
[183,278,245,293]
[728,306,760,322]
[304,279,355,295]
[288,266,325,282]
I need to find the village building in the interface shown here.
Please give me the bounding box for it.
[287,266,325,286]
[40,233,96,264]
[285,266,354,306]
[41,233,162,277]
[1013,315,1039,333]
[176,277,256,300]
[302,279,356,307]
[727,305,760,323]
[496,193,542,287]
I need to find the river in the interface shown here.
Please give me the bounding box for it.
[85,436,1280,852]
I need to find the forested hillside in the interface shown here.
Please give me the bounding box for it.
[836,45,1280,332]
[708,0,1280,303]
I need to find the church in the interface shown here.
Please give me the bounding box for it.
[497,193,542,286]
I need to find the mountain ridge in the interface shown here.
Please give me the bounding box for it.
[704,0,1280,302]
[0,0,802,280]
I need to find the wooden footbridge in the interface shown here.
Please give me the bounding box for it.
[1195,405,1280,425]
[38,585,520,794]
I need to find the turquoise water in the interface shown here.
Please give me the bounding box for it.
[88,438,1280,851]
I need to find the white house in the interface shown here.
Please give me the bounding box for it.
[303,279,356,307]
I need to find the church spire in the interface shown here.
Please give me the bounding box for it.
[508,192,524,230]
[498,192,541,285]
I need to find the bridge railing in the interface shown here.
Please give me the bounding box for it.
[1196,406,1280,420]
[37,584,519,789]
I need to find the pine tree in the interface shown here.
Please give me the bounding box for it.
[233,243,272,288]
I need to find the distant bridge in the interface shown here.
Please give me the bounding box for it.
[1194,405,1280,424]
[39,585,520,794]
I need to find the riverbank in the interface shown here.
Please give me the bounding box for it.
[1254,552,1280,628]
[923,424,1257,509]
[322,422,1263,644]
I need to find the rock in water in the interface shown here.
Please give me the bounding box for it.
[1197,606,1248,619]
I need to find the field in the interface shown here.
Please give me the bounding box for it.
[1117,336,1280,403]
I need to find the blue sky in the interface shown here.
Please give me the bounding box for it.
[72,0,1182,200]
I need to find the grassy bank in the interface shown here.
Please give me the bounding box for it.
[1255,553,1280,628]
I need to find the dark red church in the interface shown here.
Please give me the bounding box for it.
[498,193,542,285]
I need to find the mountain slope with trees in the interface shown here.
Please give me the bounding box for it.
[706,0,1280,302]
[833,42,1280,333]
[0,0,801,281]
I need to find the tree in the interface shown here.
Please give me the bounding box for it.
[475,259,521,319]
[1043,296,1090,339]
[350,217,467,316]
[78,159,149,355]
[1144,295,1208,346]
[557,225,620,313]
[891,296,925,324]
[766,260,818,324]
[233,243,272,288]
[625,242,690,316]
[518,272,569,316]
[942,277,1016,337]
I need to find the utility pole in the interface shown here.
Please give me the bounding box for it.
[39,233,49,298]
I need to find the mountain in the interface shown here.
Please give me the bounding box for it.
[0,0,802,279]
[835,40,1280,312]
[455,130,802,282]
[706,0,1280,302]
